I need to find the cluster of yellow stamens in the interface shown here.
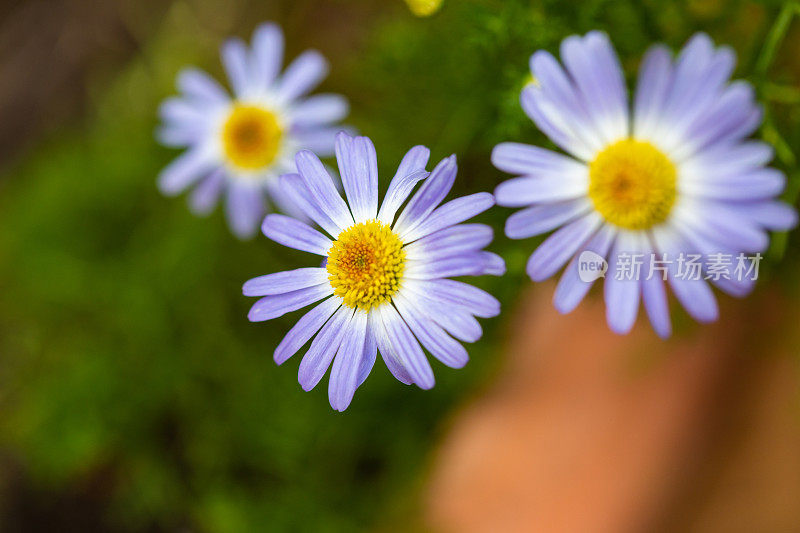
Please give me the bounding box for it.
[222,104,283,170]
[326,220,406,311]
[588,139,677,230]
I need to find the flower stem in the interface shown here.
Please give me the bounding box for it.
[755,1,800,77]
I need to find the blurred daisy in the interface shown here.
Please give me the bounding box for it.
[493,32,797,337]
[244,133,503,411]
[157,23,349,238]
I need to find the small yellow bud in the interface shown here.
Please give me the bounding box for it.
[524,73,540,88]
[404,0,443,17]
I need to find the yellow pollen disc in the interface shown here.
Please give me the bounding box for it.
[222,104,282,170]
[327,220,406,311]
[588,139,677,230]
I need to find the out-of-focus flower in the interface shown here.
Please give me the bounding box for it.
[156,23,349,239]
[493,32,797,337]
[244,133,503,411]
[404,0,443,17]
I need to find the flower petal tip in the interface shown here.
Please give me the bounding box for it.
[247,307,263,323]
[606,318,636,336]
[415,379,435,391]
[335,130,353,143]
[653,326,672,340]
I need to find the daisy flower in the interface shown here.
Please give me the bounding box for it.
[156,22,349,239]
[492,32,797,337]
[244,133,503,411]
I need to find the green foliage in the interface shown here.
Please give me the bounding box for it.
[0,0,797,530]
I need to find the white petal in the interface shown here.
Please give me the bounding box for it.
[157,149,216,196]
[277,50,329,102]
[250,22,284,93]
[221,38,250,97]
[335,133,378,222]
[377,146,431,224]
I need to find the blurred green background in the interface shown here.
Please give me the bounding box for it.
[0,0,798,531]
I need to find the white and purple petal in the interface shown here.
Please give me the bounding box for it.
[376,305,435,389]
[188,168,226,215]
[221,38,250,97]
[406,278,500,318]
[295,150,354,230]
[335,133,379,223]
[277,50,329,103]
[278,173,342,236]
[261,214,332,255]
[404,224,494,261]
[356,328,378,388]
[250,22,284,93]
[298,306,353,391]
[494,171,588,208]
[292,95,349,127]
[394,292,468,369]
[329,310,368,411]
[402,192,494,242]
[393,155,458,235]
[505,198,592,239]
[603,232,643,335]
[370,312,414,385]
[247,284,333,322]
[377,146,431,224]
[274,297,341,365]
[552,223,617,314]
[243,268,329,297]
[226,180,266,239]
[157,148,217,195]
[526,212,602,281]
[641,264,672,339]
[177,67,229,105]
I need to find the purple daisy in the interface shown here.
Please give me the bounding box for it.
[244,132,504,411]
[493,32,797,337]
[156,22,349,239]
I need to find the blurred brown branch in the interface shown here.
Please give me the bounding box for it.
[426,284,800,533]
[0,0,169,167]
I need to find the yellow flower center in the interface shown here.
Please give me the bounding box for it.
[327,220,405,311]
[588,139,677,230]
[222,104,282,170]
